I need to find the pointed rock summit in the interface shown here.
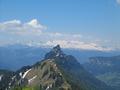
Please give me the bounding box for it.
[51,45,63,55]
[52,44,61,53]
[45,45,65,59]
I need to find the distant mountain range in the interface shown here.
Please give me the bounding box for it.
[84,55,120,90]
[0,44,120,71]
[0,45,112,90]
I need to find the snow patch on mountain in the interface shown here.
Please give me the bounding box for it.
[22,69,31,78]
[0,75,3,81]
[28,75,37,84]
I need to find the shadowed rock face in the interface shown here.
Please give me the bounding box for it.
[45,45,66,59]
[0,70,14,90]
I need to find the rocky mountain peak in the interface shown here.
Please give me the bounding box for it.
[45,45,65,59]
[0,45,112,90]
[52,44,61,53]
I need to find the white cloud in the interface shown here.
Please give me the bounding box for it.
[0,19,46,35]
[0,19,113,51]
[27,19,46,29]
[116,0,120,4]
[45,40,112,51]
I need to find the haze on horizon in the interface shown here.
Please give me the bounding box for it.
[0,0,120,51]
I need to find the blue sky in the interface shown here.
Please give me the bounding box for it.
[0,0,120,51]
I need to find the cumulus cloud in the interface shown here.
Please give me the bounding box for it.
[0,19,46,35]
[27,19,46,29]
[0,19,113,51]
